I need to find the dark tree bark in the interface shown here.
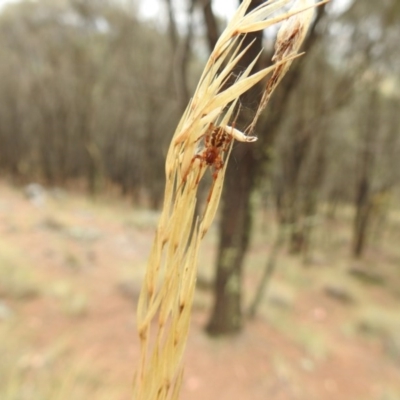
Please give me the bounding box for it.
[202,0,220,51]
[206,1,328,335]
[206,0,264,336]
[206,122,259,335]
[164,0,196,111]
[352,90,379,258]
[353,177,372,257]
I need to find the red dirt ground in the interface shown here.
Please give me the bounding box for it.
[1,180,399,400]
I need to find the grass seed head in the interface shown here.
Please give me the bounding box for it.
[133,1,327,399]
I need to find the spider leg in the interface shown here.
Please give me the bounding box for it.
[178,153,202,194]
[181,155,195,182]
[222,136,232,153]
[194,157,206,185]
[206,157,224,203]
[203,124,215,147]
[206,169,220,203]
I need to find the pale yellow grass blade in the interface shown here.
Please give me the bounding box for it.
[133,0,326,399]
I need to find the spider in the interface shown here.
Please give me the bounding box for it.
[181,122,257,202]
[196,123,232,174]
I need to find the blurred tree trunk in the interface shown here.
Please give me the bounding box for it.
[300,133,327,263]
[78,63,103,196]
[352,90,379,258]
[141,0,197,210]
[144,96,165,209]
[164,0,195,111]
[261,6,327,260]
[202,0,219,51]
[285,116,312,255]
[206,0,263,336]
[206,1,327,335]
[353,176,372,257]
[277,66,332,259]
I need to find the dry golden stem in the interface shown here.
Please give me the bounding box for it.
[133,1,327,399]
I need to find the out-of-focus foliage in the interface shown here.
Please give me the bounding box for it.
[268,0,400,258]
[0,0,188,207]
[0,0,400,258]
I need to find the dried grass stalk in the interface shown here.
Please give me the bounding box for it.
[133,1,327,399]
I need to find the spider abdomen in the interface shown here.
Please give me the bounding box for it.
[205,148,219,165]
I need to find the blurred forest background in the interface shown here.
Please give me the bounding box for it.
[1,0,398,216]
[1,0,400,249]
[1,0,400,399]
